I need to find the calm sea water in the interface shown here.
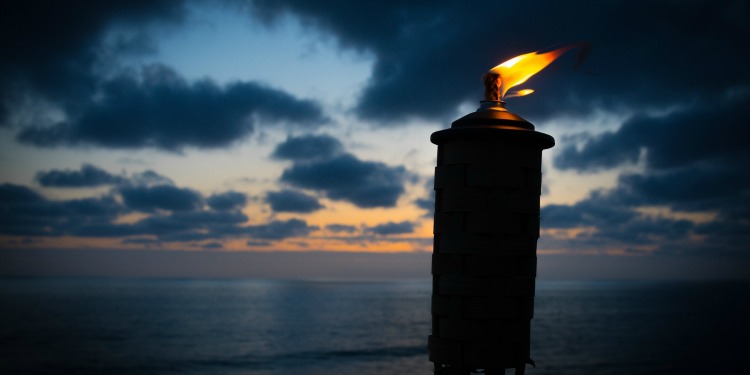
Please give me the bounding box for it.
[0,278,747,375]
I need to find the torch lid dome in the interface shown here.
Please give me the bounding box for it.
[451,101,534,130]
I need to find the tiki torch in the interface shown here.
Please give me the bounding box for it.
[429,46,572,375]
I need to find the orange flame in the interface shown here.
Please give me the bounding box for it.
[504,89,534,98]
[489,45,575,99]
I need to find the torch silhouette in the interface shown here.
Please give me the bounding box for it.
[428,46,572,375]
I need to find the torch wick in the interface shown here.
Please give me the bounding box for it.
[482,73,502,102]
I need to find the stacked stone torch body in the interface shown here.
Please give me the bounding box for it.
[428,74,555,374]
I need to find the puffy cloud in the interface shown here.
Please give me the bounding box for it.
[2,164,326,245]
[541,168,749,255]
[366,221,415,236]
[71,208,250,241]
[35,164,127,187]
[0,179,251,242]
[539,90,750,256]
[17,64,327,150]
[207,191,248,211]
[245,218,318,240]
[119,184,203,212]
[248,0,750,123]
[0,183,122,236]
[281,154,408,208]
[555,94,750,173]
[2,2,327,150]
[273,134,411,208]
[265,189,323,213]
[0,1,188,127]
[325,224,357,233]
[541,191,699,254]
[271,134,343,161]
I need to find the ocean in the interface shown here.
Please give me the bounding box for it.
[0,278,747,375]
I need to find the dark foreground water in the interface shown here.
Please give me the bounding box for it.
[0,278,747,375]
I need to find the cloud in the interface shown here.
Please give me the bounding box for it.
[2,2,327,150]
[16,64,327,150]
[552,93,750,214]
[119,184,203,212]
[541,190,700,254]
[273,134,411,208]
[271,134,343,161]
[207,191,248,211]
[537,90,750,256]
[35,164,127,187]
[540,164,750,256]
[366,221,415,236]
[2,166,326,245]
[265,189,323,213]
[0,180,251,243]
[555,94,750,173]
[281,154,408,208]
[325,224,357,233]
[0,1,188,123]
[248,0,749,123]
[0,183,122,236]
[72,208,250,242]
[245,218,318,240]
[5,0,747,130]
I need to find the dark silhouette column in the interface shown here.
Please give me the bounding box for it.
[428,101,554,375]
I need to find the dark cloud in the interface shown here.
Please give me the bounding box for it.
[0,1,188,127]
[35,164,127,187]
[2,171,324,245]
[249,0,749,123]
[555,94,750,173]
[542,191,638,230]
[207,191,248,211]
[245,218,317,240]
[123,210,249,239]
[265,189,323,213]
[119,184,203,212]
[552,93,750,216]
[326,224,357,233]
[273,133,411,208]
[541,89,750,256]
[272,134,343,161]
[73,208,250,242]
[0,183,122,236]
[366,221,415,236]
[0,181,256,244]
[541,165,750,256]
[16,64,327,150]
[2,2,327,150]
[541,191,702,254]
[281,154,408,208]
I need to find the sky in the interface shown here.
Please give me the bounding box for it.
[1,0,749,279]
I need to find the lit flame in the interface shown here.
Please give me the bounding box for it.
[488,45,576,99]
[504,89,534,99]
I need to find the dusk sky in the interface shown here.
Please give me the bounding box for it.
[1,0,748,279]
